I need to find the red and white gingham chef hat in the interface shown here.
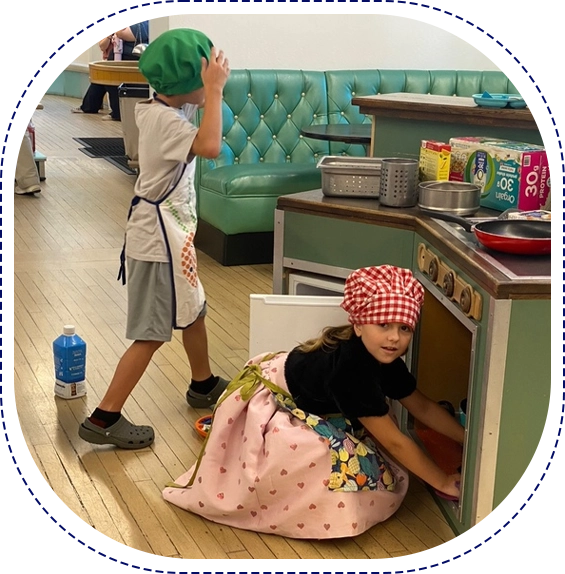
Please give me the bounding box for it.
[341,265,425,330]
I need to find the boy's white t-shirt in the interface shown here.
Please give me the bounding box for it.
[125,100,199,262]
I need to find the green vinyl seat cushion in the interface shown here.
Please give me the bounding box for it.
[199,163,321,235]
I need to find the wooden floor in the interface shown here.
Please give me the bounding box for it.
[14,94,456,559]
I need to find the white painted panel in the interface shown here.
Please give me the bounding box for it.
[249,295,348,358]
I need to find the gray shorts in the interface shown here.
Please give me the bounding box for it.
[126,258,207,341]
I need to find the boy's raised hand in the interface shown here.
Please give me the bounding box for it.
[201,46,230,92]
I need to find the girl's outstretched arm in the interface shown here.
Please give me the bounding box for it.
[359,413,461,498]
[400,389,465,445]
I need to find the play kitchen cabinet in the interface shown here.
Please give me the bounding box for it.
[273,189,550,534]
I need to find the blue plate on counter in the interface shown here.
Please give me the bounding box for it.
[472,92,527,109]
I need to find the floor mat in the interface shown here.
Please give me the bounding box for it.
[104,155,138,175]
[74,137,137,175]
[74,137,125,157]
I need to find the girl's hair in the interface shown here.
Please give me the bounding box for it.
[295,324,354,353]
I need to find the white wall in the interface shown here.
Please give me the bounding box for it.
[148,16,171,41]
[160,8,512,70]
[65,8,512,70]
[65,40,102,66]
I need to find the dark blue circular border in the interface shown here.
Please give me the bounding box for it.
[4,0,564,573]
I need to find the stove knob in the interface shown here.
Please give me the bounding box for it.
[428,257,439,282]
[460,286,473,314]
[443,272,455,298]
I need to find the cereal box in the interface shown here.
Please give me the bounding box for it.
[419,140,451,182]
[448,137,550,211]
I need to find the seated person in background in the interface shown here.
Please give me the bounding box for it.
[15,129,41,195]
[71,21,149,121]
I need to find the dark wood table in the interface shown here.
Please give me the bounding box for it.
[351,93,539,156]
[300,123,372,146]
[352,93,535,129]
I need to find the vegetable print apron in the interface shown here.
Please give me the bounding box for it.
[158,162,206,327]
[118,160,205,328]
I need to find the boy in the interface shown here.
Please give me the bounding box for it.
[79,29,230,449]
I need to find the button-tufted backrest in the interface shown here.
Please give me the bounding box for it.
[196,69,330,182]
[325,69,520,155]
[195,68,520,190]
[323,69,378,157]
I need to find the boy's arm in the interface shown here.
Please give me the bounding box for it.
[190,89,224,159]
[190,47,230,160]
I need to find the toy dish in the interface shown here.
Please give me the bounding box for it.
[507,98,528,109]
[472,92,527,109]
[195,415,213,438]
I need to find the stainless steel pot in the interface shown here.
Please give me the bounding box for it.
[418,181,481,216]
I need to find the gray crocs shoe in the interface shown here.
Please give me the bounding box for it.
[78,415,155,449]
[186,377,229,409]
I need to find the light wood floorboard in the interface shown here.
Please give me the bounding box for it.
[13,94,456,559]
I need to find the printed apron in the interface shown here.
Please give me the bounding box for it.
[119,162,205,327]
[163,352,409,539]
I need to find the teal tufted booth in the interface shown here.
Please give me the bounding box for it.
[194,69,520,265]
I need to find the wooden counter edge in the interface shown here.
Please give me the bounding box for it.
[351,95,536,131]
[276,193,550,300]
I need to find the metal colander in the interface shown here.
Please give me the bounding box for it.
[317,156,382,198]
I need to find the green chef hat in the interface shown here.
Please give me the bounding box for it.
[139,28,213,95]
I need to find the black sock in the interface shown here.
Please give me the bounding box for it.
[190,374,219,395]
[88,408,121,429]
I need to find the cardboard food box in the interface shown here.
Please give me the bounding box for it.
[448,137,550,212]
[419,140,451,182]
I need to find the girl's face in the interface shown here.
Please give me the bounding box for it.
[353,322,413,364]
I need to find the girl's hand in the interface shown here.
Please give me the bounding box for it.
[438,473,461,498]
[201,47,230,93]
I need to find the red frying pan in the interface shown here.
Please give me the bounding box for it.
[419,210,551,255]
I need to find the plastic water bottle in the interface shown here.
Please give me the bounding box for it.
[53,325,87,399]
[113,37,123,61]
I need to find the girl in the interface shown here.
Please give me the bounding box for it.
[163,265,464,539]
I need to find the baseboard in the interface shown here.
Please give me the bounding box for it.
[47,69,90,99]
[66,63,89,74]
[195,220,274,266]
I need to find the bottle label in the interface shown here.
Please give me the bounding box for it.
[54,380,86,399]
[53,335,86,383]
